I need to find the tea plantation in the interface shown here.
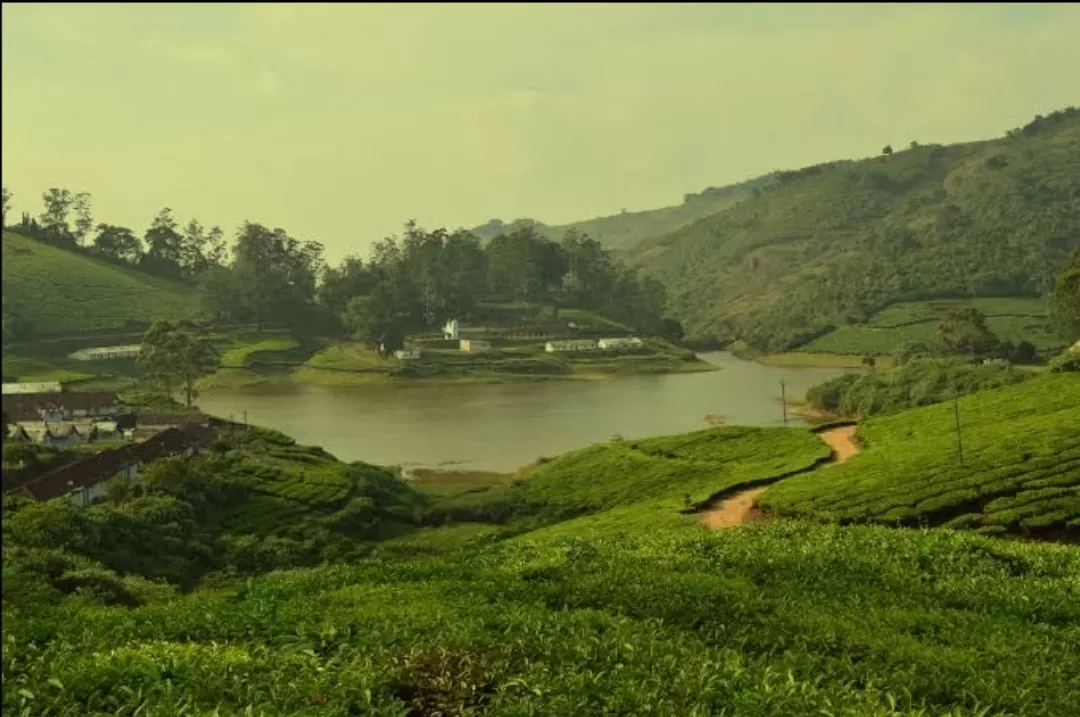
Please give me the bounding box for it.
[4,379,1080,716]
[761,374,1080,537]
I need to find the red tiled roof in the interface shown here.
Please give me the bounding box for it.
[13,422,217,502]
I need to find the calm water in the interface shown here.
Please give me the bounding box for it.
[196,352,847,473]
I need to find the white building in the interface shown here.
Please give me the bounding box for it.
[597,337,644,351]
[2,381,63,395]
[460,339,492,353]
[394,348,421,360]
[68,344,142,361]
[545,339,597,353]
[443,319,490,341]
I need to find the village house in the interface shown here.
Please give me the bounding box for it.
[545,339,598,353]
[3,390,121,422]
[68,344,143,361]
[459,338,492,353]
[597,337,644,351]
[8,423,218,507]
[443,318,491,341]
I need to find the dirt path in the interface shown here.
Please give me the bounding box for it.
[699,425,861,529]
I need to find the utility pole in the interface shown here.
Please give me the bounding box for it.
[780,379,788,426]
[953,390,964,466]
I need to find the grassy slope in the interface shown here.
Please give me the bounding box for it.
[470,176,771,251]
[7,416,1080,714]
[762,374,1080,537]
[801,297,1067,355]
[1,231,202,334]
[629,111,1080,350]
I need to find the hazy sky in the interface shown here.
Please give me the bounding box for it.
[3,3,1078,262]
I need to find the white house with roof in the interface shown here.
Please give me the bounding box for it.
[597,337,644,351]
[68,345,142,361]
[443,319,490,341]
[2,382,63,395]
[545,339,597,353]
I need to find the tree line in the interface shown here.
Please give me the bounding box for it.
[1,186,681,345]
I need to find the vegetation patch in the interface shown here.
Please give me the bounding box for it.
[762,374,1080,539]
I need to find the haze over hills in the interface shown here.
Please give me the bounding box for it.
[469,109,1079,352]
[470,175,774,252]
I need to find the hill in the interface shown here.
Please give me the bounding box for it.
[1,231,203,336]
[470,175,772,251]
[4,382,1080,714]
[762,374,1080,538]
[628,108,1080,350]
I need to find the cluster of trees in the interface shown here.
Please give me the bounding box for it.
[4,184,679,346]
[322,222,676,350]
[5,186,228,282]
[933,307,1037,363]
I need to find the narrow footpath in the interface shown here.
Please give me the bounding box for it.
[700,425,860,530]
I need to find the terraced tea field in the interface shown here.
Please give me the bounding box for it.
[761,374,1080,538]
[798,297,1067,355]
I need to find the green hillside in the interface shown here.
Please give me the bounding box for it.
[799,297,1067,355]
[762,374,1080,537]
[5,381,1080,714]
[1,230,202,335]
[471,175,771,251]
[629,108,1080,350]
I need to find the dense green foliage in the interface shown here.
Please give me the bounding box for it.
[1,231,202,336]
[137,321,220,406]
[805,356,1028,417]
[5,378,1080,715]
[631,108,1080,350]
[1052,246,1080,339]
[764,374,1080,538]
[2,428,425,605]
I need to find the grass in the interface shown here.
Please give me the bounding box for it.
[761,374,1080,538]
[2,231,202,334]
[800,297,1067,356]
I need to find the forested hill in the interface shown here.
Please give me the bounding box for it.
[470,175,773,251]
[628,108,1080,350]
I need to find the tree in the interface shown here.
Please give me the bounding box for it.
[93,224,143,264]
[230,222,324,331]
[935,307,999,356]
[137,320,219,406]
[1,186,11,227]
[39,188,74,240]
[882,145,894,156]
[72,192,93,245]
[1052,247,1080,340]
[142,208,185,276]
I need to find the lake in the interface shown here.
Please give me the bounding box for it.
[196,352,848,473]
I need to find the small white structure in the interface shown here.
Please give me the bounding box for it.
[597,337,644,351]
[545,339,597,353]
[68,344,142,361]
[2,382,63,395]
[460,339,492,353]
[394,348,421,360]
[443,319,490,341]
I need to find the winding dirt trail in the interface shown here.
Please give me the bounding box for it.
[700,425,860,530]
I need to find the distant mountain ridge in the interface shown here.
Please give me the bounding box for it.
[470,175,775,251]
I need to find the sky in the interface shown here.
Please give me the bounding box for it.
[2,3,1078,262]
